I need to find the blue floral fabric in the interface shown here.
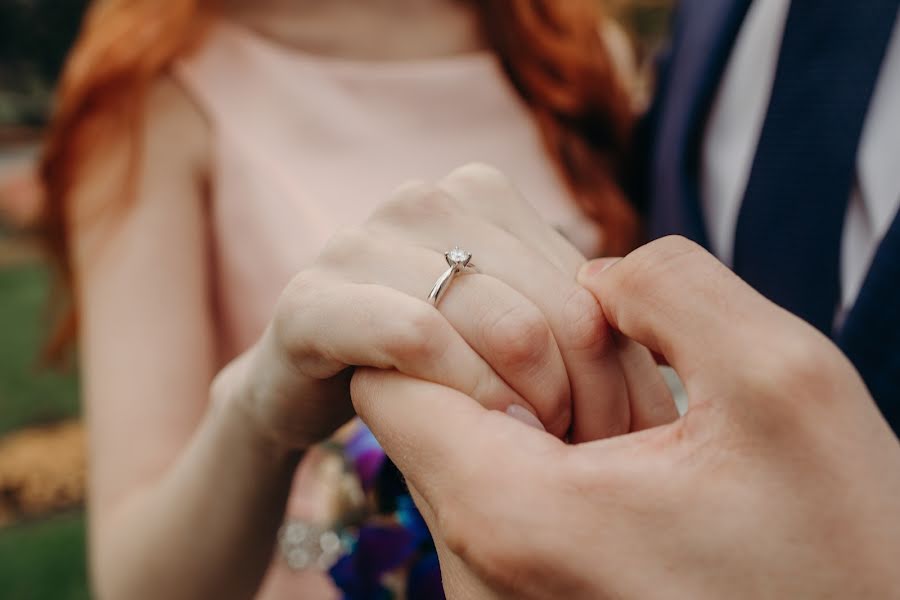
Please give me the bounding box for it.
[329,425,444,599]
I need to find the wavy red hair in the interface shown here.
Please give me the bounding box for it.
[40,0,637,354]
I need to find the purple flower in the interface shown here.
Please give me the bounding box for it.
[330,525,417,598]
[345,424,386,492]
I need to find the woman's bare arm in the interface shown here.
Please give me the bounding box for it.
[74,79,639,600]
[74,78,300,600]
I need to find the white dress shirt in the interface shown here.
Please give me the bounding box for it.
[701,0,900,324]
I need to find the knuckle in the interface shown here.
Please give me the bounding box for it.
[484,304,571,431]
[443,162,514,195]
[620,235,709,294]
[271,271,332,367]
[758,333,834,398]
[732,328,850,437]
[650,235,707,260]
[391,178,431,197]
[375,181,457,221]
[383,305,445,366]
[464,363,502,406]
[484,303,553,371]
[447,162,509,184]
[561,285,613,355]
[776,338,822,383]
[610,257,654,303]
[317,226,371,267]
[273,271,317,339]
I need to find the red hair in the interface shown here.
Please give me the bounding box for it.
[473,1,637,253]
[40,0,636,353]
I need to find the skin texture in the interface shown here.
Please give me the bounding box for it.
[353,231,900,599]
[246,163,677,450]
[68,1,478,595]
[76,135,666,596]
[70,3,510,598]
[72,8,643,598]
[74,65,657,600]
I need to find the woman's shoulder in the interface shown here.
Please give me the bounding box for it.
[144,75,211,172]
[69,75,210,235]
[144,74,210,155]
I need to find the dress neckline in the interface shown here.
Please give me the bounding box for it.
[214,19,499,79]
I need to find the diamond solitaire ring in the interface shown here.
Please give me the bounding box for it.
[427,247,476,306]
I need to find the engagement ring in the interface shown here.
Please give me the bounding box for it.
[427,246,475,306]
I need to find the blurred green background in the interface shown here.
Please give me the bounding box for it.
[0,264,80,434]
[0,1,671,598]
[2,2,91,598]
[0,261,87,599]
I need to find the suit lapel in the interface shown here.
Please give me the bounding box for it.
[838,211,900,427]
[648,1,899,428]
[648,0,753,246]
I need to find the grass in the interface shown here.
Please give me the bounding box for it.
[0,513,90,600]
[0,256,88,599]
[0,260,80,436]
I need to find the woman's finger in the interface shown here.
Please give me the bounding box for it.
[437,163,588,276]
[274,276,528,416]
[370,209,631,441]
[317,233,572,435]
[614,335,679,432]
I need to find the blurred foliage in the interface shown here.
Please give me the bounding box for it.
[0,0,90,126]
[0,513,89,600]
[0,0,675,126]
[0,0,88,80]
[0,262,80,436]
[602,0,673,60]
[0,260,84,597]
[623,2,673,49]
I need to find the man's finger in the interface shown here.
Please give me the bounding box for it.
[350,368,553,506]
[574,256,678,432]
[576,236,782,381]
[614,334,679,431]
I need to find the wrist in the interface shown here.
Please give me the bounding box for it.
[209,342,309,461]
[212,325,352,455]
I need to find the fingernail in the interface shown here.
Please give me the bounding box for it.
[577,258,621,283]
[505,405,546,431]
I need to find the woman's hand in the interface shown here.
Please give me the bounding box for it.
[220,163,670,451]
[352,237,900,599]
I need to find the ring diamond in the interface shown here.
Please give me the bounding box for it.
[446,246,472,267]
[428,246,476,306]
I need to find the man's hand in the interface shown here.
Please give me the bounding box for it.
[351,236,900,599]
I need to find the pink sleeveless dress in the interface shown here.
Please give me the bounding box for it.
[175,20,589,598]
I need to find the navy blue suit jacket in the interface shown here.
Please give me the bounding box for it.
[637,0,900,430]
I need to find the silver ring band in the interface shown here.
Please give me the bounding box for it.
[428,247,475,306]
